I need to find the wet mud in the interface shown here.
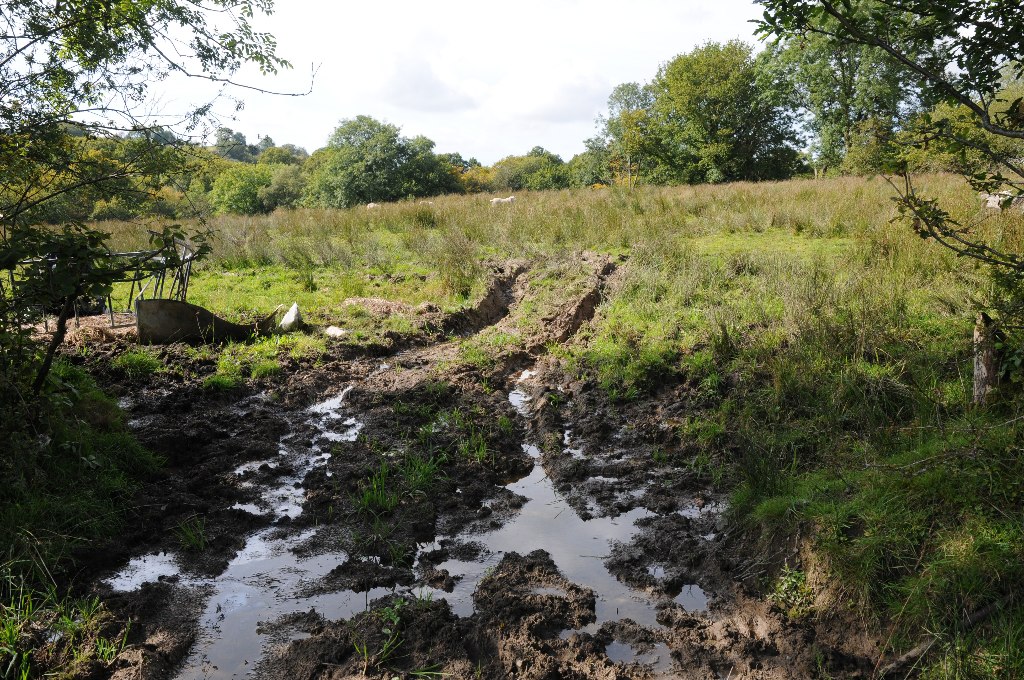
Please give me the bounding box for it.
[74,256,882,679]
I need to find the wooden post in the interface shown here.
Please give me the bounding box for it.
[973,312,998,405]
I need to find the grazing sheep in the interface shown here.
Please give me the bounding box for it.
[980,191,1024,210]
[366,202,380,209]
[490,196,515,206]
[419,200,434,205]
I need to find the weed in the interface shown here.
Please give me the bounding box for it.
[458,428,491,465]
[354,462,400,515]
[94,622,129,662]
[497,414,514,434]
[249,358,281,379]
[355,599,406,674]
[769,565,814,620]
[202,373,241,390]
[173,515,207,551]
[401,453,446,495]
[111,349,161,379]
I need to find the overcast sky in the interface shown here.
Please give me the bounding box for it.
[164,0,766,165]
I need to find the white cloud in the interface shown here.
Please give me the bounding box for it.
[379,60,478,113]
[154,0,765,164]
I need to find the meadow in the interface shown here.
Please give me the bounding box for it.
[11,174,1022,678]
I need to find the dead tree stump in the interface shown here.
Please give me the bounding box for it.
[973,312,999,405]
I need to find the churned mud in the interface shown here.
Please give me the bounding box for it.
[69,255,881,679]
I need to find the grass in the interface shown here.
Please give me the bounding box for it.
[1,566,127,678]
[110,348,162,379]
[85,174,1024,677]
[173,515,207,551]
[353,461,401,515]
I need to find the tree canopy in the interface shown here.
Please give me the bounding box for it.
[1,0,286,396]
[305,116,461,208]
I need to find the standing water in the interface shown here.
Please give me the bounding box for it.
[106,379,714,676]
[106,388,369,679]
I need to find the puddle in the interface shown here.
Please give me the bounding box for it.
[109,387,383,679]
[606,640,674,672]
[106,553,181,591]
[673,584,708,612]
[412,390,672,630]
[508,388,531,416]
[113,380,715,677]
[168,388,370,678]
[677,500,726,519]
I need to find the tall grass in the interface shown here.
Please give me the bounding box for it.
[89,175,1024,677]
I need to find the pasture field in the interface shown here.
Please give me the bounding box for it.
[6,175,1024,679]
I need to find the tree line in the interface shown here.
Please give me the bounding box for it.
[25,35,1020,221]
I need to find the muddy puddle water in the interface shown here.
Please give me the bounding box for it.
[419,386,712,671]
[107,388,372,679]
[107,381,715,677]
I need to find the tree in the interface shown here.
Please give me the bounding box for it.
[768,28,920,174]
[214,127,257,163]
[1,0,286,401]
[306,116,460,207]
[758,1,1024,275]
[210,163,275,214]
[650,40,802,184]
[491,148,570,192]
[258,144,309,165]
[598,83,657,189]
[568,137,613,188]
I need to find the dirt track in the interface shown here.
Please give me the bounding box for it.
[77,255,882,679]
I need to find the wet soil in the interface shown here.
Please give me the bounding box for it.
[69,256,882,679]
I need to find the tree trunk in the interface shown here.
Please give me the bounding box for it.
[973,312,998,405]
[32,295,74,397]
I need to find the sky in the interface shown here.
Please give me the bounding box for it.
[161,0,766,165]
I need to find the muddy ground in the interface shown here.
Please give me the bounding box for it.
[65,255,885,679]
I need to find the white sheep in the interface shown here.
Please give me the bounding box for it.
[980,192,1024,210]
[366,202,380,209]
[490,196,515,206]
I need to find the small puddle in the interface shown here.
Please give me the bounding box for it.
[606,640,674,672]
[508,388,531,416]
[674,584,708,612]
[106,553,180,591]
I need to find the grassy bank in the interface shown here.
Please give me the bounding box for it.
[1,362,161,678]
[88,174,1024,676]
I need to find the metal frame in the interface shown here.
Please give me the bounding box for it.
[13,236,199,331]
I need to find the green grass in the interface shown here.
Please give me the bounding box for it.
[110,348,162,379]
[87,175,1024,676]
[173,515,207,552]
[354,461,401,515]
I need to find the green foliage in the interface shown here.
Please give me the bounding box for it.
[305,116,461,208]
[111,349,162,379]
[210,163,275,215]
[1,361,160,575]
[173,515,207,552]
[650,40,802,183]
[354,461,400,515]
[769,565,814,620]
[490,147,569,192]
[766,29,918,173]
